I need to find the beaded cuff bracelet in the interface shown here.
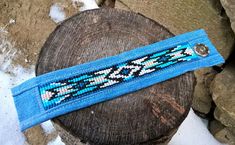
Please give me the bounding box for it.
[11,29,224,131]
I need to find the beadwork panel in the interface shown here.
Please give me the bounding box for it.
[39,44,197,110]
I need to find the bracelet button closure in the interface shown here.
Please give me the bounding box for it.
[194,43,209,57]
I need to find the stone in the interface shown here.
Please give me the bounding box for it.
[214,127,235,144]
[115,0,235,115]
[214,107,235,128]
[209,119,225,136]
[192,68,217,114]
[211,63,235,128]
[192,83,212,114]
[209,0,224,13]
[96,0,115,7]
[220,0,235,33]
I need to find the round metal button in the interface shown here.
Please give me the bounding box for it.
[194,43,209,57]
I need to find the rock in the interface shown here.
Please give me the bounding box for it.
[211,63,235,128]
[96,0,115,7]
[209,0,224,13]
[192,87,211,115]
[192,68,217,114]
[220,0,235,33]
[214,107,235,128]
[115,0,235,115]
[115,0,130,11]
[209,119,225,136]
[214,127,235,144]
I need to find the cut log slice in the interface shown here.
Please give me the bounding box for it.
[36,8,195,145]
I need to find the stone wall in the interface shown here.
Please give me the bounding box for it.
[220,0,235,33]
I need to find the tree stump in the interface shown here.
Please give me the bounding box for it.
[36,8,195,145]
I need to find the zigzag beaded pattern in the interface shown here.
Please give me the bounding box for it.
[39,44,197,110]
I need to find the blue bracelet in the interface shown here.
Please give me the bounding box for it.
[11,29,224,131]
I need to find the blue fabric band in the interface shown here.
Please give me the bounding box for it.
[11,29,224,131]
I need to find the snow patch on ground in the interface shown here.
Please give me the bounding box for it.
[49,0,99,23]
[0,52,66,145]
[0,66,34,145]
[75,0,99,11]
[47,136,65,145]
[169,109,223,145]
[41,120,56,134]
[0,29,64,145]
[0,35,16,70]
[0,19,15,34]
[49,3,66,23]
[0,29,30,145]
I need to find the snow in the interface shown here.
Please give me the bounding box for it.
[0,55,66,145]
[0,19,15,34]
[0,28,65,145]
[8,19,16,24]
[47,136,65,145]
[0,66,34,145]
[0,36,16,70]
[49,0,99,23]
[41,120,56,134]
[0,28,31,145]
[169,109,224,145]
[74,0,99,11]
[49,3,66,23]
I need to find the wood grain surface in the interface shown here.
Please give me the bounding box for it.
[36,8,195,145]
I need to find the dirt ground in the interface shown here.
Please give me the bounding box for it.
[0,0,81,68]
